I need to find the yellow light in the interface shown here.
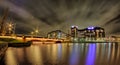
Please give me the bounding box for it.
[31,32,34,34]
[35,29,38,33]
[9,24,12,27]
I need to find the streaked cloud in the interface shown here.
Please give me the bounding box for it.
[0,0,120,36]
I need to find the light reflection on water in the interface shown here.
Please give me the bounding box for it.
[85,44,96,65]
[1,43,120,65]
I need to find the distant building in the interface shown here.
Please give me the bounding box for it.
[47,30,68,39]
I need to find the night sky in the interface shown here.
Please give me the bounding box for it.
[0,0,120,36]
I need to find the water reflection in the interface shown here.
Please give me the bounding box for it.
[69,43,81,65]
[85,44,96,65]
[2,43,120,65]
[5,48,17,65]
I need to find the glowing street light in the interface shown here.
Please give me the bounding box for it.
[35,29,38,33]
[31,26,40,36]
[7,22,14,35]
[31,32,34,35]
[35,29,39,36]
[8,23,11,27]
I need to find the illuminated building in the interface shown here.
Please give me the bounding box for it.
[71,26,78,38]
[47,30,67,39]
[77,26,105,40]
[70,26,105,41]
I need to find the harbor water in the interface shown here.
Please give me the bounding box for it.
[0,43,120,65]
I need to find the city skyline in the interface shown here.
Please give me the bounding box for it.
[0,0,120,36]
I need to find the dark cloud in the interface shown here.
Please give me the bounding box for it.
[104,14,120,25]
[0,0,120,36]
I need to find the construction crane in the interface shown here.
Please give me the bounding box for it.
[0,8,9,36]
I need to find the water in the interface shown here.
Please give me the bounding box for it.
[1,43,120,65]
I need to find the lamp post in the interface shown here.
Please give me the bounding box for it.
[30,31,34,37]
[31,32,34,35]
[7,22,14,35]
[35,29,39,36]
[7,22,16,36]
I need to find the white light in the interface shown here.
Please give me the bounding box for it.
[71,26,75,28]
[35,30,38,33]
[71,25,78,28]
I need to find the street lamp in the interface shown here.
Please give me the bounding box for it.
[7,22,16,36]
[30,31,34,37]
[31,32,34,35]
[8,23,12,29]
[7,22,13,35]
[35,29,39,36]
[35,29,38,33]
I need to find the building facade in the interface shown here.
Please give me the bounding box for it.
[71,26,105,41]
[79,27,105,40]
[47,30,67,39]
[71,26,78,38]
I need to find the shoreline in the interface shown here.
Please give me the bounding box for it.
[0,43,8,61]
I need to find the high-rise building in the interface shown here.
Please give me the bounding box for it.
[71,26,78,38]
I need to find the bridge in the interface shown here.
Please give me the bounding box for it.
[0,33,120,43]
[0,35,69,44]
